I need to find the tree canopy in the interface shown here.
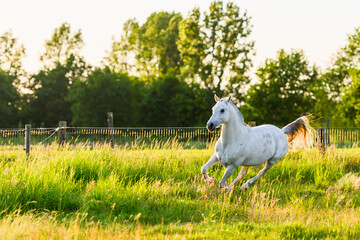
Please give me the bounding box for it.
[0,30,26,79]
[105,12,183,79]
[336,69,360,126]
[70,67,140,126]
[244,49,317,126]
[40,22,85,69]
[24,23,88,127]
[178,1,254,102]
[0,70,19,127]
[0,2,359,128]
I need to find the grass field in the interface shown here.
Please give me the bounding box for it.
[0,142,360,239]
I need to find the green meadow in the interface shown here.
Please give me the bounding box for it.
[0,143,360,239]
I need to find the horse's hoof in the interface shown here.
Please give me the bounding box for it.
[205,177,217,185]
[224,186,234,193]
[240,183,249,192]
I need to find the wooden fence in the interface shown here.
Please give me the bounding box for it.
[0,110,359,155]
[1,126,359,148]
[0,126,221,148]
[326,128,360,147]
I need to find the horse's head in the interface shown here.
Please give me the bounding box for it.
[207,94,232,131]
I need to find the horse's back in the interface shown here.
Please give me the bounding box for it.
[253,124,288,152]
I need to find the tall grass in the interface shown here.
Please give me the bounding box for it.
[0,143,360,239]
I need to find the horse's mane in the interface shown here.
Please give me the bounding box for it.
[228,101,245,124]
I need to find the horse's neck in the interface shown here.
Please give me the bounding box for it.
[220,109,248,147]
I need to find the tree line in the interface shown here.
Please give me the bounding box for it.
[0,1,359,128]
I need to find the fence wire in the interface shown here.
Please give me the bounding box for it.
[0,129,25,145]
[325,128,360,147]
[65,127,221,145]
[0,127,359,149]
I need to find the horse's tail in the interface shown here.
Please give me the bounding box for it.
[282,116,313,149]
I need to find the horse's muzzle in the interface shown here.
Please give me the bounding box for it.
[207,122,215,132]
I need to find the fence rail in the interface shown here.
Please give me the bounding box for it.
[326,128,360,148]
[0,127,359,148]
[0,127,221,147]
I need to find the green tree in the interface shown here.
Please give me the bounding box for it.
[0,30,26,80]
[336,70,360,126]
[0,30,26,126]
[70,67,141,126]
[25,23,87,126]
[105,12,182,78]
[316,27,360,126]
[39,22,88,85]
[25,64,74,126]
[324,27,360,96]
[103,19,139,73]
[244,49,318,126]
[0,70,19,127]
[140,72,211,127]
[40,22,84,69]
[177,1,254,101]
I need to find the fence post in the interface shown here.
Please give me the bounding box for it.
[25,124,31,156]
[107,112,114,148]
[323,128,327,151]
[326,119,330,145]
[58,121,67,146]
[318,128,326,153]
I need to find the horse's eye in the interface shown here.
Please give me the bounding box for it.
[220,109,225,113]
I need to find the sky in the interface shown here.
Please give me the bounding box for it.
[1,0,360,76]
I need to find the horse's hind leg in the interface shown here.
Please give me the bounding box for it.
[225,166,249,192]
[240,158,278,190]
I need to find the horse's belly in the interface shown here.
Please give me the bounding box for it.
[240,132,288,166]
[241,151,275,166]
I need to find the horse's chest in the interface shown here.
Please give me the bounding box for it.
[215,143,237,166]
[218,154,229,166]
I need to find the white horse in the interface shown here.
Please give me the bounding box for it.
[201,94,312,191]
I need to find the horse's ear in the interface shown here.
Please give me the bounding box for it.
[227,94,232,103]
[214,94,220,102]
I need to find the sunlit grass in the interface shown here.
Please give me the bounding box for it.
[0,143,359,239]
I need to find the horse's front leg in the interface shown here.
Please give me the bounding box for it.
[201,153,219,180]
[219,165,236,188]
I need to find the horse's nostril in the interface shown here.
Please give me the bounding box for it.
[209,123,214,128]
